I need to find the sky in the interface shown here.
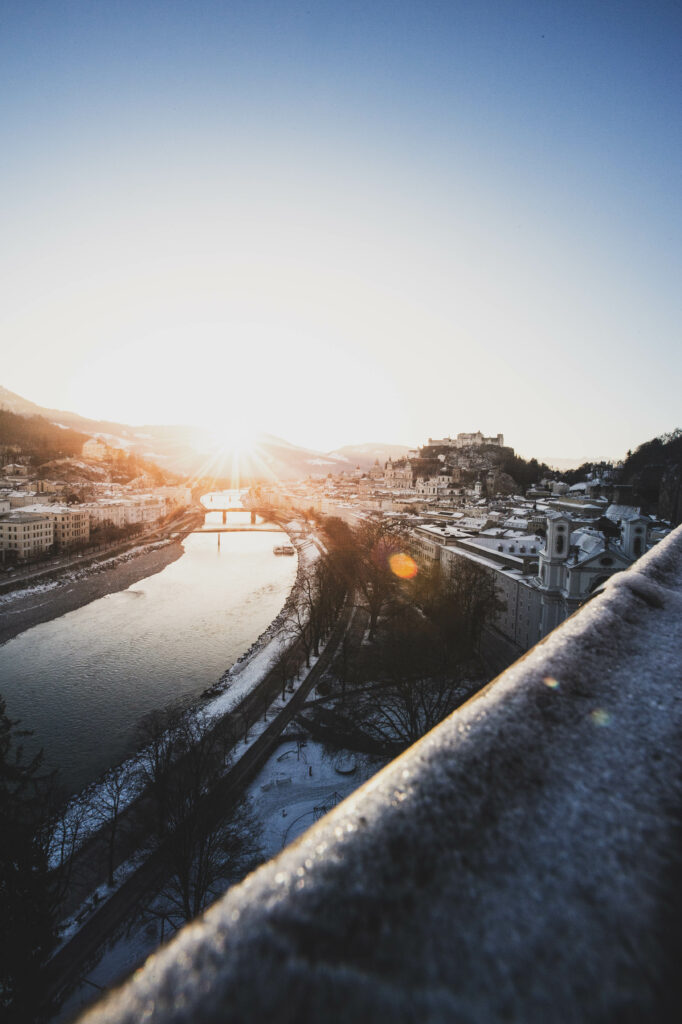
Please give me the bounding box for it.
[1,0,680,460]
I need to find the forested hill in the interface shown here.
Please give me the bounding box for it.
[621,429,682,525]
[0,409,88,461]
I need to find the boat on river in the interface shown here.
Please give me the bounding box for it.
[273,544,296,556]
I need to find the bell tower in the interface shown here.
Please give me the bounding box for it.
[539,513,571,636]
[539,513,571,588]
[621,516,648,560]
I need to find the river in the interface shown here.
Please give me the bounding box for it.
[0,494,297,794]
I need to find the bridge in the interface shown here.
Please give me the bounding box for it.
[210,506,259,524]
[194,505,285,536]
[195,526,283,534]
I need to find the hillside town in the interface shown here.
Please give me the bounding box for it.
[0,434,192,565]
[252,430,672,669]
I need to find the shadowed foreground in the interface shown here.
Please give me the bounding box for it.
[81,526,682,1023]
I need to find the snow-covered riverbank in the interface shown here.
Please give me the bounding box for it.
[0,538,187,646]
[47,524,316,872]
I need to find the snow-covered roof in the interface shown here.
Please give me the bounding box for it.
[570,529,604,557]
[606,504,642,523]
[606,505,643,524]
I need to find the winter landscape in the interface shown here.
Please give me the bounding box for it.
[1,3,681,1023]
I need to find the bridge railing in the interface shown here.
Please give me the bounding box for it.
[81,526,682,1023]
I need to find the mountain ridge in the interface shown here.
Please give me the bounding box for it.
[0,386,405,478]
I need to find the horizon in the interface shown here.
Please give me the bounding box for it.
[2,2,680,462]
[1,379,641,467]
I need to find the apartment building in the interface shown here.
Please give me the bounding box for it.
[47,505,90,549]
[0,512,54,562]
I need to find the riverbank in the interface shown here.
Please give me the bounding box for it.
[0,526,199,647]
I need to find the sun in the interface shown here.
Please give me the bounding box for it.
[207,419,257,458]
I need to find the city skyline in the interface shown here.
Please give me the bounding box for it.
[2,1,680,460]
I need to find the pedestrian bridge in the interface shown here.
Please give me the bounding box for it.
[81,526,682,1024]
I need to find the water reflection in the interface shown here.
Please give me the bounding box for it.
[0,494,296,793]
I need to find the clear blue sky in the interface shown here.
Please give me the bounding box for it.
[1,1,680,459]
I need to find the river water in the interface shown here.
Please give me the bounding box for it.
[0,494,297,794]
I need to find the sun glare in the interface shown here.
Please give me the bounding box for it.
[389,552,418,580]
[208,421,256,458]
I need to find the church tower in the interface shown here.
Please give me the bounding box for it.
[539,512,572,637]
[620,516,648,560]
[540,513,571,588]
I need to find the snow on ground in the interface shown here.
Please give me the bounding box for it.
[0,539,176,605]
[246,738,386,859]
[202,533,320,718]
[51,736,386,1024]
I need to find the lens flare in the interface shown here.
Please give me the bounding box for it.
[543,676,560,689]
[389,552,418,579]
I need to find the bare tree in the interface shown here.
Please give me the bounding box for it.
[43,794,88,911]
[352,675,469,747]
[353,517,410,639]
[92,763,133,887]
[328,596,484,750]
[282,594,314,668]
[283,549,349,667]
[160,711,228,922]
[414,556,504,659]
[145,796,262,937]
[274,646,297,700]
[135,711,260,931]
[135,707,184,841]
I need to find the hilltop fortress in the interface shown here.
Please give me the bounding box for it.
[427,431,505,448]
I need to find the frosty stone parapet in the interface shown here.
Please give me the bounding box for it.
[82,527,682,1024]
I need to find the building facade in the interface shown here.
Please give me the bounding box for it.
[0,512,54,562]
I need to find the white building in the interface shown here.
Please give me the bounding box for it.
[535,511,644,636]
[81,501,127,529]
[155,485,192,507]
[7,491,51,508]
[47,505,90,549]
[20,503,91,550]
[410,507,656,661]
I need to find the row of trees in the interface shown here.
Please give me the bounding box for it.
[1,697,62,1022]
[134,708,260,932]
[0,410,88,461]
[0,697,261,1021]
[280,514,502,750]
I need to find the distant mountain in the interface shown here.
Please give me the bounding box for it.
[0,385,375,480]
[327,442,411,470]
